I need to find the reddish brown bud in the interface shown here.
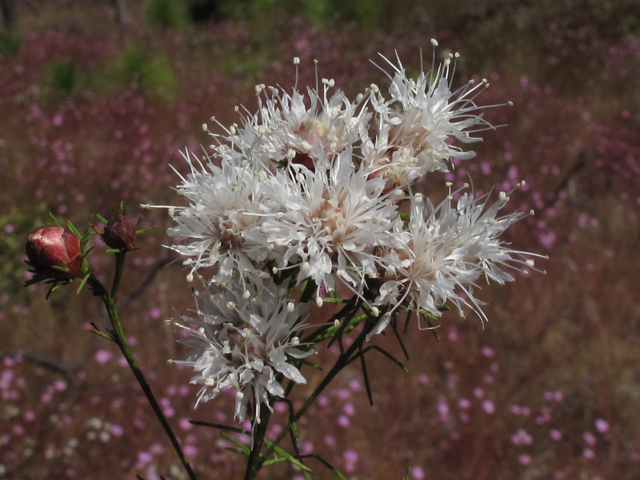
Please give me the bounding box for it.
[102,210,136,251]
[26,226,83,279]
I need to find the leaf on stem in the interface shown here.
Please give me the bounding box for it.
[189,420,249,435]
[403,310,413,334]
[359,348,373,406]
[391,316,410,361]
[48,212,63,227]
[262,438,313,472]
[135,225,158,234]
[299,454,348,480]
[220,432,251,455]
[370,345,409,373]
[421,312,440,341]
[96,213,109,224]
[67,221,81,238]
[76,273,91,295]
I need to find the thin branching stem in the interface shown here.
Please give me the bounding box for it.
[87,255,198,480]
[251,324,371,474]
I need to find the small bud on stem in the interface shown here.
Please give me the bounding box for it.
[102,209,137,251]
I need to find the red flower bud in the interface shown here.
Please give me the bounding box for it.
[102,210,137,251]
[26,226,83,279]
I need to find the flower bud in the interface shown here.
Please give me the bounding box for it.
[26,226,83,279]
[102,209,136,251]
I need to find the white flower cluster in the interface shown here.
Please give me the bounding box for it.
[156,43,544,422]
[170,281,311,423]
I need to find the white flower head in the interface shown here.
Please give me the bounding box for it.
[171,279,313,424]
[371,186,542,336]
[155,150,276,288]
[248,80,371,169]
[364,50,503,187]
[261,148,400,296]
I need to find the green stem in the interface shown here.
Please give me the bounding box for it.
[110,251,126,299]
[258,324,371,469]
[243,401,273,480]
[88,264,198,480]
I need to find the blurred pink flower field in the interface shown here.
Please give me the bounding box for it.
[1,0,640,479]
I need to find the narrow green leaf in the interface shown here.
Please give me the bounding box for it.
[344,346,371,367]
[67,221,81,238]
[51,264,70,272]
[190,420,249,435]
[225,447,249,455]
[76,273,90,295]
[49,212,62,227]
[262,457,288,466]
[360,348,373,406]
[88,328,114,341]
[391,316,410,361]
[106,248,122,253]
[220,432,250,455]
[370,345,408,373]
[419,309,439,320]
[23,278,42,287]
[317,297,349,304]
[262,438,312,472]
[96,213,109,224]
[300,454,348,480]
[136,225,158,234]
[46,283,62,300]
[421,312,440,341]
[403,310,413,334]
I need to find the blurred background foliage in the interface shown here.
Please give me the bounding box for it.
[1,0,640,479]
